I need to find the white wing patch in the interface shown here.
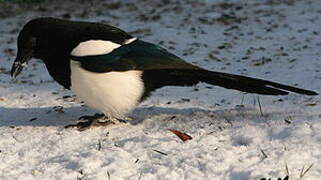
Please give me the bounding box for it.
[70,37,137,57]
[71,40,121,56]
[124,37,137,44]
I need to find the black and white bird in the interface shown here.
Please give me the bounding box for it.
[11,17,317,129]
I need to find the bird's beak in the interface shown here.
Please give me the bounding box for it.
[10,49,32,78]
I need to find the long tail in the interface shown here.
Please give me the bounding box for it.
[197,69,317,95]
[141,69,318,98]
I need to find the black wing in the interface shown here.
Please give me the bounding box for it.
[70,40,199,73]
[70,39,317,96]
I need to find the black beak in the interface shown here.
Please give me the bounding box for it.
[11,50,32,78]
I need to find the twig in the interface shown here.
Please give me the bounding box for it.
[97,140,102,151]
[107,170,111,180]
[260,148,268,159]
[285,162,289,177]
[153,149,168,156]
[299,165,305,179]
[284,116,292,124]
[77,173,86,180]
[299,164,313,179]
[11,135,16,140]
[223,117,233,126]
[137,171,143,180]
[257,96,263,116]
[29,117,37,122]
[241,96,245,105]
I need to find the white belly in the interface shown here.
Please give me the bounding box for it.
[70,61,144,118]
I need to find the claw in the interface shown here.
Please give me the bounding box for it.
[65,113,113,131]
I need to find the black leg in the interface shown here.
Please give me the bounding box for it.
[116,118,128,123]
[65,113,114,131]
[78,113,105,120]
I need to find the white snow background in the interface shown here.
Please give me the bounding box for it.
[0,0,321,179]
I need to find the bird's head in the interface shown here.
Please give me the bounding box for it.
[10,17,138,79]
[11,20,38,78]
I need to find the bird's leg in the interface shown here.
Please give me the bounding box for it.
[78,113,105,120]
[65,113,115,131]
[115,117,131,123]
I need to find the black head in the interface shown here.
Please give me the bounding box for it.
[10,17,133,78]
[11,19,38,78]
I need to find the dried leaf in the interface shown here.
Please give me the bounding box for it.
[169,129,192,142]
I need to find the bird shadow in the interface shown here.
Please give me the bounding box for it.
[0,104,284,128]
[131,105,277,125]
[0,105,214,127]
[0,106,85,127]
[130,106,213,125]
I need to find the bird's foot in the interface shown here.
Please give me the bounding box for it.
[65,113,114,131]
[78,113,106,120]
[116,116,133,123]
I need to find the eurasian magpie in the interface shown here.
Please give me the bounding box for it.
[11,17,317,129]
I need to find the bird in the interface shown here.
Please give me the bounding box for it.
[11,17,317,130]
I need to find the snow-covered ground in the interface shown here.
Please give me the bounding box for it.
[1,0,321,179]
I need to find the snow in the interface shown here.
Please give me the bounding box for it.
[1,0,321,179]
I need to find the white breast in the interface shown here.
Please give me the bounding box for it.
[70,61,144,118]
[69,38,143,118]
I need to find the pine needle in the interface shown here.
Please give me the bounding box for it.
[299,163,313,179]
